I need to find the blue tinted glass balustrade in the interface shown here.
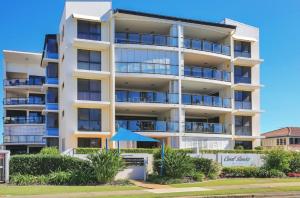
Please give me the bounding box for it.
[184,66,231,82]
[185,122,228,134]
[4,135,45,144]
[115,32,178,47]
[184,38,230,56]
[78,91,101,101]
[182,94,231,108]
[234,76,251,84]
[4,77,45,86]
[116,120,179,132]
[235,126,252,136]
[78,120,101,131]
[4,116,45,124]
[116,90,179,104]
[4,97,45,105]
[235,101,252,110]
[234,51,251,58]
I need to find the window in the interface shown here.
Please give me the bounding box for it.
[47,88,58,103]
[47,138,59,147]
[77,20,101,41]
[234,66,251,84]
[235,116,252,136]
[78,108,101,131]
[77,79,101,101]
[290,138,300,145]
[277,138,287,145]
[78,138,101,148]
[235,91,252,109]
[235,141,252,149]
[46,38,58,59]
[77,49,101,71]
[234,41,251,58]
[47,113,59,128]
[47,63,58,78]
[29,76,45,85]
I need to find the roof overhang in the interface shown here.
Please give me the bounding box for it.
[72,13,101,22]
[3,50,41,65]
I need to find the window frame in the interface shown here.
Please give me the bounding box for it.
[78,108,101,131]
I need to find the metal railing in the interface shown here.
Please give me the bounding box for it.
[4,97,45,105]
[3,135,45,144]
[116,62,179,76]
[183,38,230,56]
[116,90,179,104]
[182,94,231,108]
[185,122,229,134]
[4,78,44,86]
[4,116,45,124]
[235,126,252,136]
[115,32,178,47]
[78,91,101,101]
[184,66,231,82]
[116,120,179,132]
[235,101,252,110]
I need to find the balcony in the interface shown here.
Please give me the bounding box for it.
[185,122,228,134]
[116,120,179,133]
[183,38,230,56]
[46,128,59,136]
[115,32,178,47]
[182,94,231,108]
[78,91,101,101]
[4,78,44,87]
[45,77,58,85]
[4,97,45,106]
[116,62,178,76]
[234,76,251,84]
[4,116,45,125]
[235,126,252,136]
[184,66,231,82]
[116,90,179,104]
[234,51,251,58]
[78,120,101,132]
[3,135,45,144]
[235,101,252,110]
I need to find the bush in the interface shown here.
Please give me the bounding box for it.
[88,151,124,184]
[257,168,286,178]
[263,149,292,173]
[193,158,221,179]
[10,174,49,185]
[254,146,263,150]
[234,145,244,150]
[10,154,91,176]
[39,147,60,155]
[290,152,300,173]
[154,149,194,178]
[147,174,184,184]
[48,171,72,185]
[192,172,205,182]
[222,167,259,178]
[69,166,97,185]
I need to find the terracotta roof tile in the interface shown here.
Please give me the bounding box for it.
[262,127,300,138]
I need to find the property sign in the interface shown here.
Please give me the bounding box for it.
[218,153,263,167]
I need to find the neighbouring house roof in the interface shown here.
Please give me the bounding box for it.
[262,127,300,138]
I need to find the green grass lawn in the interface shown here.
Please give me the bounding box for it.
[171,177,300,188]
[0,185,141,196]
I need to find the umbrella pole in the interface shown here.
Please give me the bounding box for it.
[117,141,120,153]
[160,139,165,176]
[105,138,108,152]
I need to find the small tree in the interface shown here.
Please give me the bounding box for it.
[39,147,60,155]
[263,149,292,173]
[88,151,124,184]
[290,152,300,173]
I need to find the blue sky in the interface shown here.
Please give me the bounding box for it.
[0,0,300,143]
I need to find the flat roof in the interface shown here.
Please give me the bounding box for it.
[3,50,42,65]
[114,9,236,29]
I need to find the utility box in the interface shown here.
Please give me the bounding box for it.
[0,150,10,183]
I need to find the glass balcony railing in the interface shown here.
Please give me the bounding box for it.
[184,66,231,82]
[78,61,101,71]
[182,94,231,108]
[235,101,252,110]
[234,51,251,58]
[4,97,45,105]
[78,32,101,41]
[235,126,252,136]
[78,91,101,101]
[184,38,230,56]
[45,52,58,59]
[115,32,178,47]
[234,76,251,84]
[4,116,45,124]
[78,120,101,132]
[116,90,179,104]
[116,120,179,132]
[116,62,179,76]
[4,78,45,86]
[3,135,45,144]
[185,122,228,134]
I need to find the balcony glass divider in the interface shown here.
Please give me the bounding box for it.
[182,93,231,108]
[116,120,179,132]
[4,97,45,105]
[184,66,231,82]
[185,122,228,134]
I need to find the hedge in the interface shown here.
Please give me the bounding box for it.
[222,166,260,178]
[10,154,93,176]
[193,158,221,179]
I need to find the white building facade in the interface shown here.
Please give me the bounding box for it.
[2,0,263,153]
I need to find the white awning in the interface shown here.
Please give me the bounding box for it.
[72,13,101,22]
[233,35,257,42]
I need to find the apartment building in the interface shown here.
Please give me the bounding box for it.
[2,0,263,153]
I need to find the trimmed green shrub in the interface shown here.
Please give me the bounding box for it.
[257,168,286,178]
[10,174,49,185]
[147,174,184,184]
[290,152,300,173]
[254,146,263,150]
[193,158,221,179]
[48,171,72,185]
[154,149,195,178]
[263,149,292,173]
[234,145,244,150]
[10,154,91,176]
[88,151,124,184]
[39,147,60,155]
[192,172,205,182]
[222,166,260,178]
